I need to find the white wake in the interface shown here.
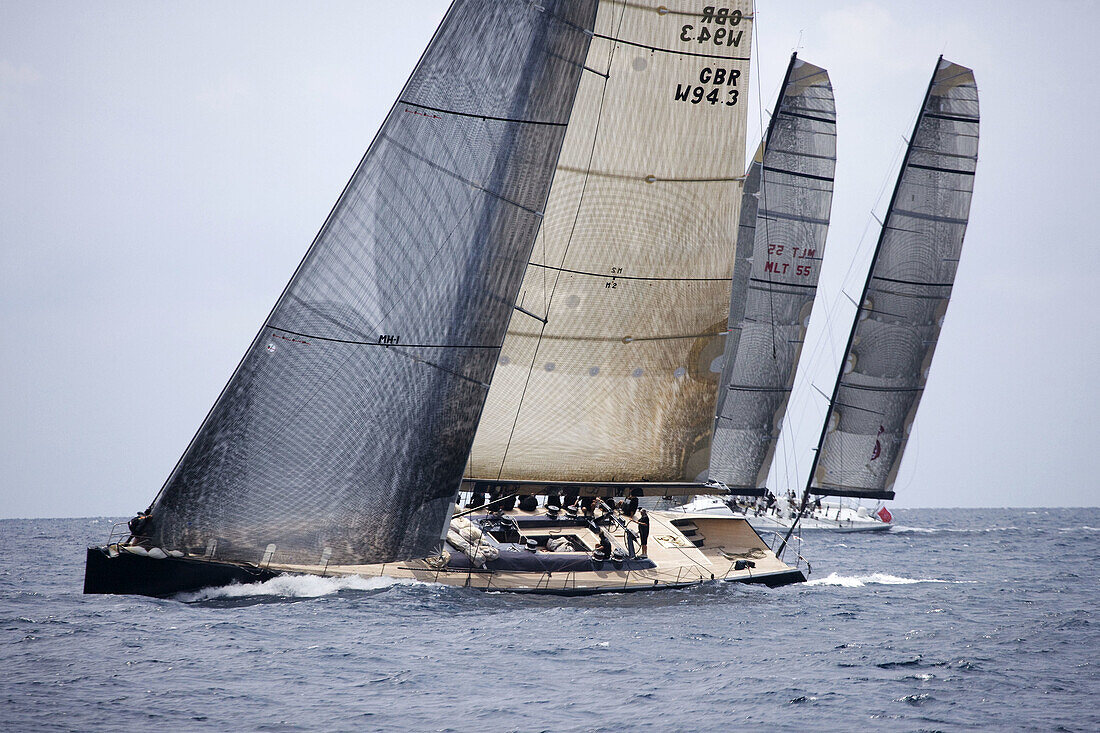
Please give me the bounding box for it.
[176,573,420,601]
[805,572,952,587]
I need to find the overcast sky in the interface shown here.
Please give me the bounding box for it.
[1,1,1096,518]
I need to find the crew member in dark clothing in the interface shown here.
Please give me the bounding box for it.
[621,492,639,518]
[594,531,612,560]
[637,509,650,557]
[518,493,539,512]
[127,510,153,547]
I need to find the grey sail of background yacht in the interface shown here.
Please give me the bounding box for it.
[144,0,600,566]
[708,53,836,494]
[781,57,979,547]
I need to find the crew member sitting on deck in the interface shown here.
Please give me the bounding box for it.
[579,497,596,522]
[518,493,539,512]
[127,510,153,547]
[593,532,612,561]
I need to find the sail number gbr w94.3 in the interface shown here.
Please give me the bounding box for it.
[675,67,740,106]
[679,6,746,48]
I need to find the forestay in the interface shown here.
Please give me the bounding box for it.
[148,0,598,565]
[809,58,979,500]
[469,1,754,484]
[709,55,835,492]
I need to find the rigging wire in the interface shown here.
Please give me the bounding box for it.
[493,3,629,481]
[751,2,779,363]
[778,133,907,497]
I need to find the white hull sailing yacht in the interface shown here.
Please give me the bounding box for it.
[85,1,810,597]
[681,58,978,540]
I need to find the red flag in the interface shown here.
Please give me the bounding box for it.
[877,506,893,523]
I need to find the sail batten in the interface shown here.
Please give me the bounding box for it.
[708,54,836,492]
[808,57,979,501]
[148,0,600,566]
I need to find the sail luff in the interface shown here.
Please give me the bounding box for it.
[709,53,836,492]
[147,0,600,566]
[803,56,979,502]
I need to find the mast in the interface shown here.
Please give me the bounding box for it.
[779,56,978,552]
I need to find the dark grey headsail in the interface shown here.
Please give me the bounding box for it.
[148,0,598,566]
[709,54,836,493]
[807,57,979,501]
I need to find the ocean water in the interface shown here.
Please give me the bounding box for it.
[2,508,1097,732]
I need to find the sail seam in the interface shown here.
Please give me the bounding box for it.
[554,164,744,183]
[779,110,835,124]
[267,326,497,349]
[924,111,979,123]
[761,165,834,182]
[908,163,976,176]
[839,383,924,393]
[725,386,791,392]
[758,209,830,225]
[749,278,818,291]
[592,32,749,61]
[399,100,568,127]
[527,261,731,282]
[871,275,956,288]
[889,209,969,225]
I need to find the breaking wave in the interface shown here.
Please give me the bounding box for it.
[175,573,420,602]
[806,572,951,587]
[890,525,1020,534]
[890,525,938,534]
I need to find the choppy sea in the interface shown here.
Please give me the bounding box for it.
[2,508,1097,731]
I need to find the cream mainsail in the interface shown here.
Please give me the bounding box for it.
[468,0,754,483]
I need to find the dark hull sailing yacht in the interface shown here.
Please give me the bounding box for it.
[85,0,811,598]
